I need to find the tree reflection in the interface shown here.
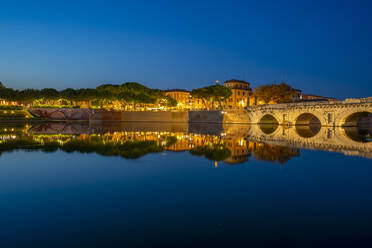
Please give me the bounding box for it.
[61,139,163,158]
[190,144,231,161]
[0,135,165,159]
[251,143,300,164]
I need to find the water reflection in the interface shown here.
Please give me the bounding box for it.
[343,126,372,143]
[0,122,371,164]
[295,124,321,138]
[259,123,279,135]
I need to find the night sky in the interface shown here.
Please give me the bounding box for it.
[1,0,371,99]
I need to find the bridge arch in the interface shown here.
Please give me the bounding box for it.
[295,113,322,126]
[341,111,372,127]
[293,113,322,138]
[259,114,279,125]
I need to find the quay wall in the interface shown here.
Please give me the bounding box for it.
[28,108,251,124]
[188,111,250,124]
[90,111,188,122]
[91,111,248,124]
[222,111,251,124]
[28,108,94,120]
[188,111,223,123]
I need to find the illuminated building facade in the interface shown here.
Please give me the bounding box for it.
[224,79,252,110]
[164,89,192,109]
[0,100,19,106]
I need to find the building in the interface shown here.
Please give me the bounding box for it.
[224,79,252,110]
[301,94,337,101]
[293,89,303,102]
[223,136,251,164]
[164,89,191,109]
[0,100,19,106]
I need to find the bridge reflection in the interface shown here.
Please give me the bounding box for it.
[0,122,370,165]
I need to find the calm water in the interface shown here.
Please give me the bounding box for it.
[0,122,371,248]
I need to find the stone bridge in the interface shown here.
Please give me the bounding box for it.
[245,98,372,127]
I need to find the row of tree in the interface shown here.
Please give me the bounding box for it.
[0,82,177,108]
[190,82,297,109]
[0,80,298,109]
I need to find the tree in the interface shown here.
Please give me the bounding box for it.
[18,89,41,103]
[0,87,17,101]
[117,82,165,109]
[75,89,99,105]
[40,88,60,101]
[208,84,232,109]
[253,82,296,104]
[96,84,121,95]
[191,87,210,109]
[191,85,232,110]
[60,88,77,102]
[164,96,177,107]
[118,91,137,109]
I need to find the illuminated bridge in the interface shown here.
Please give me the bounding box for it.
[245,97,372,127]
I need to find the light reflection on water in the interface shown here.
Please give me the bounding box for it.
[0,122,370,163]
[0,122,371,247]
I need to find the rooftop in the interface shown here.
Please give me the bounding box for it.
[224,79,250,85]
[163,89,190,93]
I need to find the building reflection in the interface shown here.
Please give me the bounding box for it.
[0,122,370,164]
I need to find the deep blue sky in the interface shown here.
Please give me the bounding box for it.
[0,0,371,99]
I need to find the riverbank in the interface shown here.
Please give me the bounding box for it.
[2,107,371,128]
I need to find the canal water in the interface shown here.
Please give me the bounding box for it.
[0,122,371,247]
